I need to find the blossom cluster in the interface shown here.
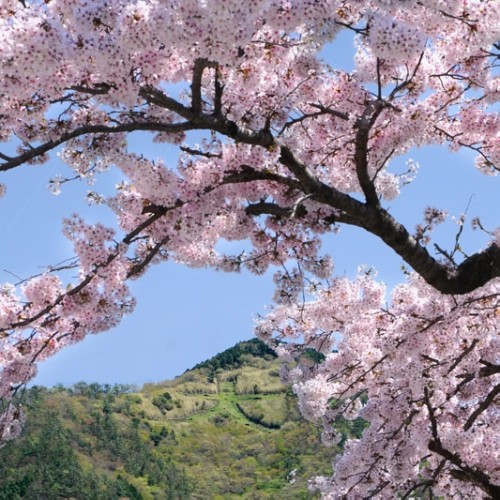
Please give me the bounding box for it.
[257,273,500,497]
[367,13,426,63]
[0,1,498,496]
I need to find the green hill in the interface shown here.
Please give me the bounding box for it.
[0,340,364,499]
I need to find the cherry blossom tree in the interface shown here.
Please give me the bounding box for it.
[0,0,499,497]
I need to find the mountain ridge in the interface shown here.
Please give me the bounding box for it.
[0,339,363,499]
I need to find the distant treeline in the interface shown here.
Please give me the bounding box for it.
[27,382,137,399]
[191,338,276,373]
[0,386,190,499]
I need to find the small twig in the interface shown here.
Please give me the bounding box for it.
[376,58,383,100]
[433,243,455,265]
[180,146,221,158]
[308,103,349,121]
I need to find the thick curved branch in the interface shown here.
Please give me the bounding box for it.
[361,208,500,294]
[139,85,275,147]
[4,71,498,296]
[0,121,196,172]
[142,83,500,294]
[245,202,292,218]
[279,146,500,293]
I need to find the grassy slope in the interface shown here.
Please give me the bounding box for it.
[0,340,354,499]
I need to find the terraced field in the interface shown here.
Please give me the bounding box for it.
[0,340,360,499]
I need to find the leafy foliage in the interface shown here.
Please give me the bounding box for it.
[192,338,277,375]
[152,392,175,413]
[0,345,344,498]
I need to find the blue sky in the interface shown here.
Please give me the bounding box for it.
[1,30,498,386]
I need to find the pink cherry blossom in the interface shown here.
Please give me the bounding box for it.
[0,1,499,496]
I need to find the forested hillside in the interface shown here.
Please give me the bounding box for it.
[0,340,365,499]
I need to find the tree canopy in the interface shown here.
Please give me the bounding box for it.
[0,1,499,497]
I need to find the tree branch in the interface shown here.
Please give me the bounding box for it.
[214,66,223,116]
[140,85,274,146]
[139,76,500,294]
[479,360,500,378]
[358,207,500,294]
[180,146,221,158]
[2,206,171,333]
[126,235,170,278]
[425,387,500,498]
[223,165,302,190]
[191,58,217,112]
[245,202,292,218]
[428,439,500,498]
[280,104,348,134]
[447,339,479,374]
[463,384,500,431]
[0,121,195,172]
[353,101,384,206]
[68,83,115,95]
[4,75,498,296]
